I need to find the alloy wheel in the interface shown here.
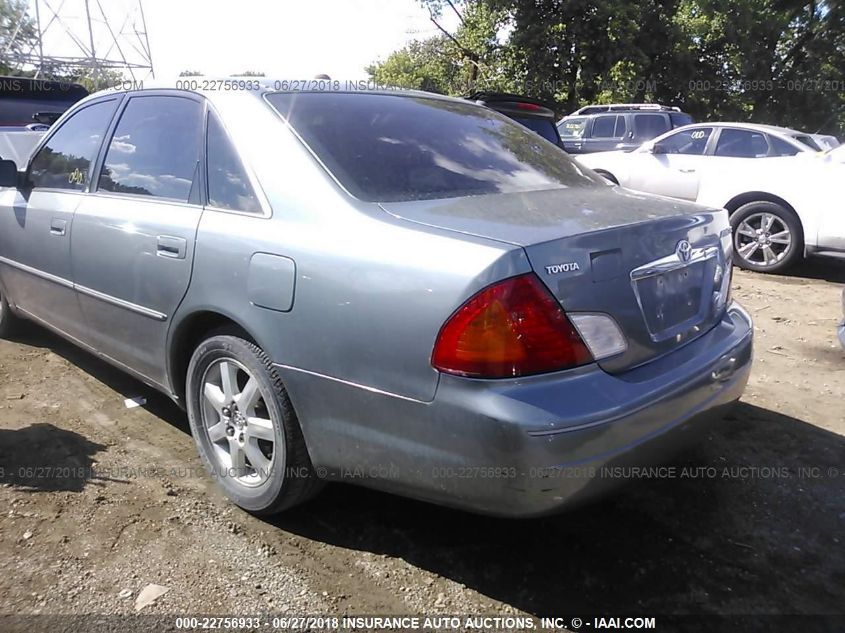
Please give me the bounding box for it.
[199,358,280,487]
[734,212,792,269]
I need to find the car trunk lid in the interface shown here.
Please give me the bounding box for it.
[380,186,732,372]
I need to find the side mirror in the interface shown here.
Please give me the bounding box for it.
[652,142,669,155]
[0,160,19,188]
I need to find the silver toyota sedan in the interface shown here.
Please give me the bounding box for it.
[0,81,753,517]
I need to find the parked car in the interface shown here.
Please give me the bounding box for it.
[468,91,562,146]
[0,76,88,130]
[0,76,89,166]
[557,104,693,154]
[576,122,844,273]
[0,83,752,517]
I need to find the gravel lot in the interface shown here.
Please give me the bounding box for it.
[0,261,843,631]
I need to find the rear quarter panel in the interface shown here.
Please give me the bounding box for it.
[171,92,528,403]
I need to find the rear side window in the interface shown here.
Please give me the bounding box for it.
[98,96,202,202]
[715,129,769,158]
[769,136,802,156]
[592,115,624,138]
[266,93,602,202]
[28,99,118,191]
[658,127,713,155]
[793,135,821,151]
[206,112,262,213]
[633,114,669,140]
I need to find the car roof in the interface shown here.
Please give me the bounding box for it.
[680,121,811,137]
[91,77,468,106]
[569,104,685,115]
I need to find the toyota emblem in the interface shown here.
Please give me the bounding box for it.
[675,239,693,263]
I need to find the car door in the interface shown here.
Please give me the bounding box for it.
[582,115,626,153]
[626,127,714,201]
[0,97,120,340]
[70,92,205,387]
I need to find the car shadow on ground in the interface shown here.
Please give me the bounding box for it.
[768,257,845,284]
[0,423,108,492]
[6,320,190,434]
[273,403,845,617]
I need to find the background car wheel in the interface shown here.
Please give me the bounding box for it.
[0,289,22,338]
[186,334,323,515]
[730,201,803,273]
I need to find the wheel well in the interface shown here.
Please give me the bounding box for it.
[724,191,797,217]
[168,311,256,404]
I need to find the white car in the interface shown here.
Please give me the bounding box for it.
[576,123,845,273]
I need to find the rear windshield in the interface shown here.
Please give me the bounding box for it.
[509,116,560,144]
[266,92,601,202]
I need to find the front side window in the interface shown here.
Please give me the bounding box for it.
[266,93,603,203]
[633,114,669,140]
[98,96,202,202]
[715,129,769,158]
[206,112,262,213]
[592,115,620,138]
[657,127,713,155]
[28,99,118,191]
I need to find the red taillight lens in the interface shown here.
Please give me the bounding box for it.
[432,274,593,378]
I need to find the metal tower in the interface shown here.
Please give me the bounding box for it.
[3,0,154,82]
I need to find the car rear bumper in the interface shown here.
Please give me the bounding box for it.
[277,303,753,517]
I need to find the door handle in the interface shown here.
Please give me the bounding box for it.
[156,235,187,260]
[50,218,67,236]
[678,168,696,173]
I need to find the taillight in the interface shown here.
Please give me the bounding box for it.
[432,273,593,378]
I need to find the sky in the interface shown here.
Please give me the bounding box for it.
[18,0,460,81]
[140,0,459,80]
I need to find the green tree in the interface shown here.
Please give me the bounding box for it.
[372,0,845,134]
[368,0,513,94]
[0,0,37,75]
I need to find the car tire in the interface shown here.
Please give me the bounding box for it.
[186,334,323,515]
[730,201,803,273]
[0,288,22,339]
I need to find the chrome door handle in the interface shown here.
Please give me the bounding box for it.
[50,218,67,236]
[678,168,696,173]
[156,235,187,260]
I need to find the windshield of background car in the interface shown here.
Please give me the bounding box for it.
[267,92,602,202]
[558,117,588,138]
[509,115,560,144]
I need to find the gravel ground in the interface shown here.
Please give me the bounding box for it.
[0,260,843,632]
